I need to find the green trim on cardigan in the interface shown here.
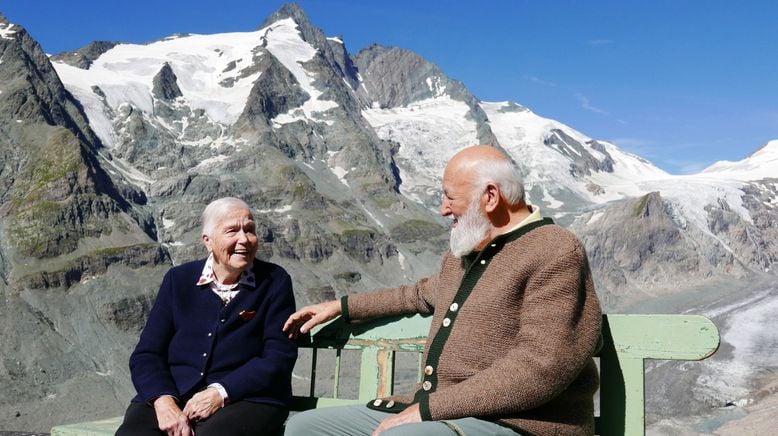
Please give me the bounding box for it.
[340,295,350,323]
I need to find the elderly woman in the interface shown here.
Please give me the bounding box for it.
[116,197,297,436]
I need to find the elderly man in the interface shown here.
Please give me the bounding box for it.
[117,197,297,436]
[284,146,602,436]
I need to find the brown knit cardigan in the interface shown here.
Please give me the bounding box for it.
[343,219,602,435]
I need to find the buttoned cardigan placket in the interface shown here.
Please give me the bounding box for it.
[414,218,554,420]
[197,282,252,381]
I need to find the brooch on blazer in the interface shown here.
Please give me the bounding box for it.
[239,310,256,321]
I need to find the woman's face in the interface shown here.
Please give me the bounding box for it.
[202,207,258,282]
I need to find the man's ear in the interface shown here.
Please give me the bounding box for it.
[202,234,212,252]
[484,183,500,212]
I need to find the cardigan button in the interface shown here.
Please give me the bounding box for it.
[207,333,212,337]
[373,399,382,407]
[442,318,451,327]
[202,352,207,357]
[220,318,226,323]
[200,372,204,376]
[480,259,486,265]
[422,381,432,391]
[424,365,434,376]
[449,303,459,312]
[385,400,395,408]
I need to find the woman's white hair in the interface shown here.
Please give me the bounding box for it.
[201,197,251,236]
[462,154,525,206]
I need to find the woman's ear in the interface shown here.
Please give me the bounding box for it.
[202,234,212,252]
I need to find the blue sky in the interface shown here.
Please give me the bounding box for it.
[2,0,776,174]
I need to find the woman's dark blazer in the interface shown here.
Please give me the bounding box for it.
[129,258,298,407]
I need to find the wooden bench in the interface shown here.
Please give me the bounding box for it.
[50,314,719,436]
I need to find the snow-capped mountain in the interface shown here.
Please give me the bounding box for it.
[701,139,778,181]
[1,4,776,433]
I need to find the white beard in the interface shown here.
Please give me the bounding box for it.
[449,196,490,258]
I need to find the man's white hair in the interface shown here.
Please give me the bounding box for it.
[201,197,251,236]
[462,154,525,205]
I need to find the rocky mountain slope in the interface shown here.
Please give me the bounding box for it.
[1,4,776,433]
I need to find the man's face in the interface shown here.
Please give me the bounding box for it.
[440,167,490,257]
[203,207,258,280]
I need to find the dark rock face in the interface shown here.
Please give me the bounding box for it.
[543,129,615,177]
[354,44,500,147]
[0,20,167,431]
[19,244,169,290]
[355,45,443,109]
[237,50,310,128]
[50,40,118,69]
[572,192,746,309]
[152,63,183,101]
[99,293,156,332]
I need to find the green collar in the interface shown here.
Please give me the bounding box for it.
[461,217,555,270]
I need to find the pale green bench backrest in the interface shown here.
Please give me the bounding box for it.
[50,313,719,436]
[294,313,720,436]
[597,314,719,435]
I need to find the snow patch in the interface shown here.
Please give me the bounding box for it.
[587,211,604,225]
[53,29,268,146]
[331,166,350,187]
[362,95,478,204]
[426,76,445,97]
[540,186,564,209]
[0,22,17,40]
[480,101,670,205]
[162,218,176,229]
[191,154,229,172]
[360,203,385,229]
[98,151,154,188]
[257,205,292,214]
[398,252,407,271]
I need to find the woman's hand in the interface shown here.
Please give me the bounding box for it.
[282,300,342,339]
[153,395,193,436]
[183,387,223,422]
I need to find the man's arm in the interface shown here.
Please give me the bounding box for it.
[284,261,445,339]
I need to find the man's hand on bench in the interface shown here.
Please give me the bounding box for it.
[284,300,342,339]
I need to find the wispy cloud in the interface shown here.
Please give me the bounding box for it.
[608,137,660,158]
[524,75,557,88]
[574,92,609,115]
[611,138,655,149]
[585,39,614,46]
